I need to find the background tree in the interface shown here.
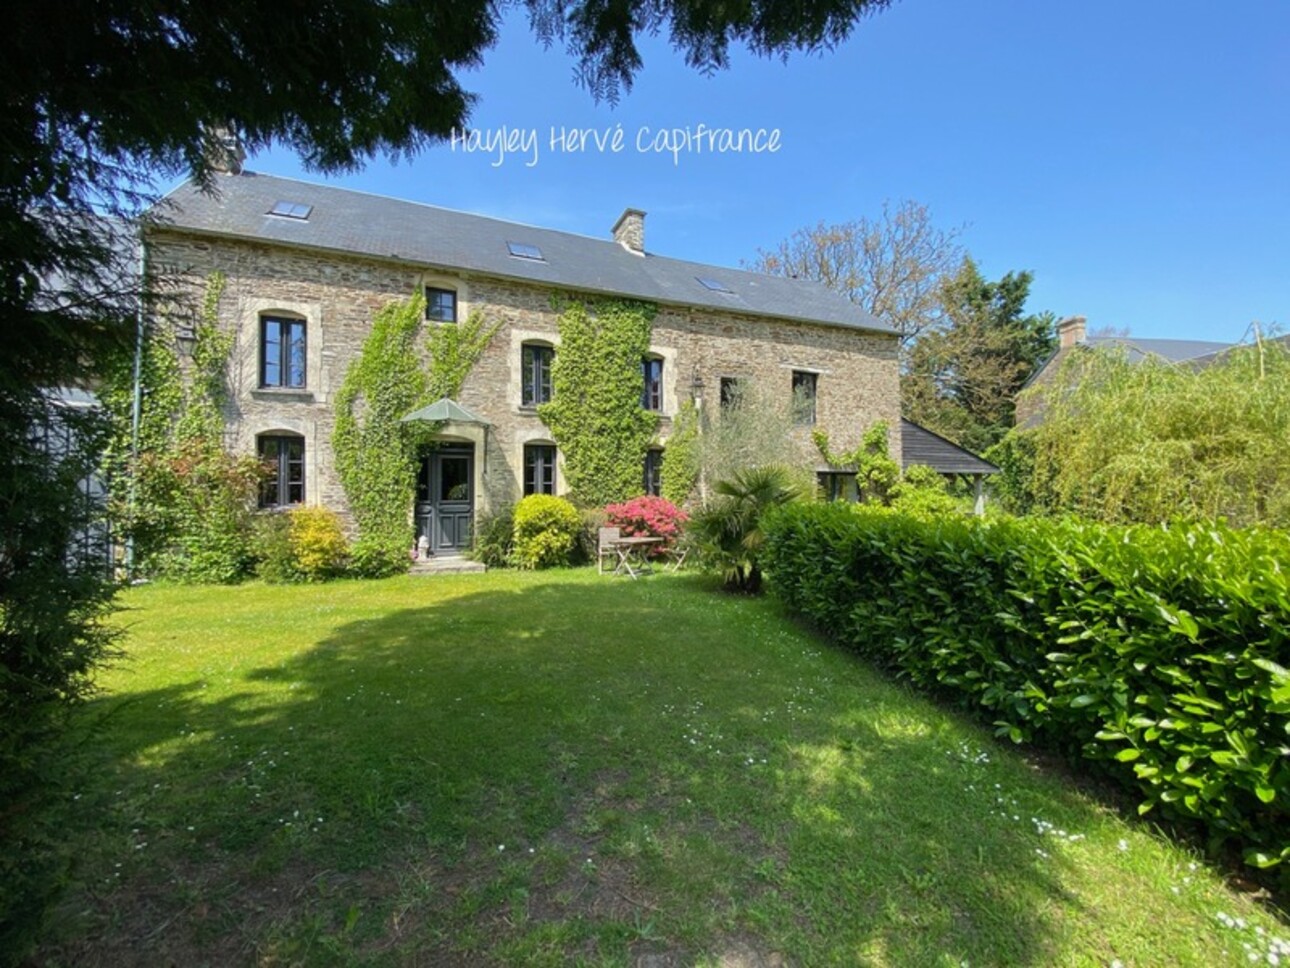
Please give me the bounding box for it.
[997,338,1290,526]
[750,199,964,347]
[902,258,1056,453]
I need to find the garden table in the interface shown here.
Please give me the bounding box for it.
[611,536,661,579]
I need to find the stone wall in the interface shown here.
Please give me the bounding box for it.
[147,231,901,528]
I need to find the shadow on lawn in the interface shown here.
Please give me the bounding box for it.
[46,575,1096,966]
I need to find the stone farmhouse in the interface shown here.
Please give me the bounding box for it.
[147,171,901,555]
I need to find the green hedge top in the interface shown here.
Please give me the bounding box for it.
[762,503,1290,873]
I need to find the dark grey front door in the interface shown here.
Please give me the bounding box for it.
[415,444,474,554]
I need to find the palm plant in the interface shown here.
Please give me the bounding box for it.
[689,465,803,593]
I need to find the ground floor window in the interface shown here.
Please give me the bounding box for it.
[644,448,663,496]
[817,471,857,503]
[259,434,305,507]
[524,443,556,495]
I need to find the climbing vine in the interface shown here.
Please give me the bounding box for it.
[334,292,498,574]
[537,298,658,507]
[334,292,431,576]
[103,271,261,581]
[427,310,502,400]
[813,421,901,505]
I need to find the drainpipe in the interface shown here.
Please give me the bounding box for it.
[124,228,148,578]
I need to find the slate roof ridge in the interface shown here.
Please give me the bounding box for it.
[183,170,838,291]
[151,170,897,336]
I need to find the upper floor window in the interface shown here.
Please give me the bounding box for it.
[641,357,663,411]
[522,343,553,407]
[524,443,556,495]
[261,315,306,389]
[719,377,745,411]
[643,448,663,496]
[426,287,457,323]
[258,434,305,507]
[792,370,818,425]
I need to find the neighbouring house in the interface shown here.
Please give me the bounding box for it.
[1016,315,1236,426]
[145,170,902,555]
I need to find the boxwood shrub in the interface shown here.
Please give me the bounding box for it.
[510,494,581,569]
[762,502,1290,873]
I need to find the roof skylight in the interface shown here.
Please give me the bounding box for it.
[506,241,544,261]
[268,200,313,220]
[696,276,733,293]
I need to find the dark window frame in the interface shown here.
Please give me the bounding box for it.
[817,471,858,503]
[792,370,818,425]
[523,443,556,495]
[719,376,744,411]
[426,286,458,323]
[643,448,663,496]
[258,434,306,508]
[260,314,307,389]
[521,343,554,407]
[641,356,663,411]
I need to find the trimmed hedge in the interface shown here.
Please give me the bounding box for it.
[762,503,1290,872]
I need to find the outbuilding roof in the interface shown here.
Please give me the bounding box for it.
[153,171,896,336]
[900,419,998,475]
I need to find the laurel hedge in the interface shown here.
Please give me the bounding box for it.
[761,503,1290,873]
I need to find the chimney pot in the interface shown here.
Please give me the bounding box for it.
[1057,315,1087,349]
[611,208,646,254]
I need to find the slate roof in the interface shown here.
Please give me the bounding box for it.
[1020,334,1238,393]
[1084,336,1233,363]
[153,171,896,336]
[900,419,998,475]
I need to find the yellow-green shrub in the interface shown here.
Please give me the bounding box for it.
[289,507,348,579]
[511,494,580,569]
[255,507,348,582]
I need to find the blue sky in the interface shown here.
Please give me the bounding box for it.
[244,0,1289,342]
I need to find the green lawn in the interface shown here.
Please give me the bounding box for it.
[34,569,1288,966]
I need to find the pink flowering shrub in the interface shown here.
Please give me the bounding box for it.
[605,496,688,554]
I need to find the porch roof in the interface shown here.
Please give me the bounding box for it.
[400,397,491,426]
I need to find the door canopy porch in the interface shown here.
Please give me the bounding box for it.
[400,397,491,427]
[401,397,491,493]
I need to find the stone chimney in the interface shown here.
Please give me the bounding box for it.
[203,124,246,175]
[1057,315,1087,349]
[611,208,646,254]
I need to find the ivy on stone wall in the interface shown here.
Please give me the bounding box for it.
[537,298,659,507]
[104,271,261,581]
[334,292,431,576]
[660,401,700,506]
[427,309,503,400]
[334,293,499,574]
